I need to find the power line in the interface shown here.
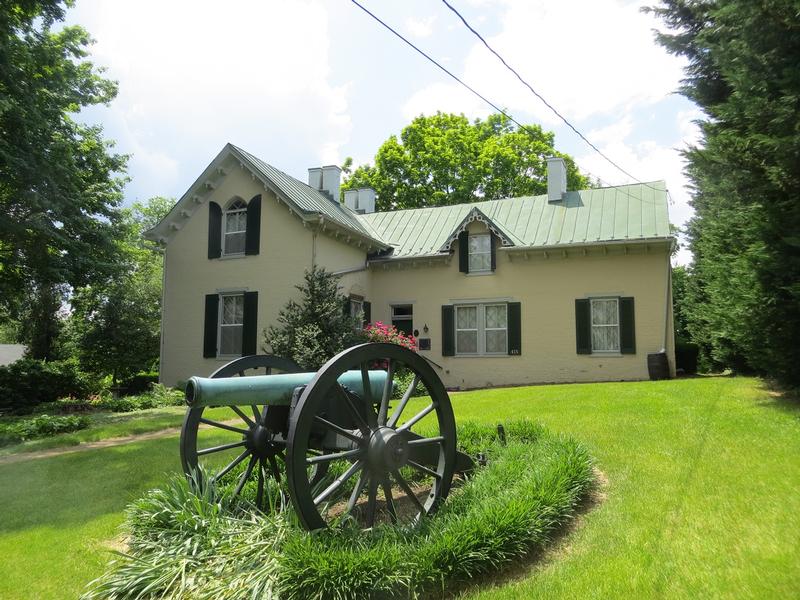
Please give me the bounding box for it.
[440,0,651,187]
[348,0,665,205]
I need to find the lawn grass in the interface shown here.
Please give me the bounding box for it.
[0,406,187,456]
[0,376,798,599]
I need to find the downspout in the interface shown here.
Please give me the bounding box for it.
[663,248,672,353]
[159,246,167,383]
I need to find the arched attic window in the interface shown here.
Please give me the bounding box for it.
[223,198,247,255]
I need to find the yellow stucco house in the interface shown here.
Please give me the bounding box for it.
[146,143,675,389]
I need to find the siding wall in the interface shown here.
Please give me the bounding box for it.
[161,170,674,388]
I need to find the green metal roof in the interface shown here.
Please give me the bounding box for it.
[358,181,671,258]
[229,145,378,241]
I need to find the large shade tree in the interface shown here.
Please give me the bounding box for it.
[342,112,589,211]
[0,0,127,359]
[649,1,800,385]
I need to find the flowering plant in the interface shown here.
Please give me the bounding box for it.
[363,321,417,352]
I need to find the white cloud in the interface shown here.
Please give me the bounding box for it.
[405,15,436,38]
[403,0,685,123]
[71,0,352,198]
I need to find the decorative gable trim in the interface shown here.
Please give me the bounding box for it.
[438,207,516,253]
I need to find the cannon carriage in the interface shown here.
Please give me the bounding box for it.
[180,342,473,530]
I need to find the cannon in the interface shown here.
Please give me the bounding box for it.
[180,342,473,530]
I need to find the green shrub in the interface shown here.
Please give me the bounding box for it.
[120,371,159,396]
[91,384,184,413]
[0,358,97,415]
[0,414,90,446]
[675,340,700,375]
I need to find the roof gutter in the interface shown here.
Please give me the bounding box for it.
[499,237,675,254]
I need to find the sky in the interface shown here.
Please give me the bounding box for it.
[69,0,700,265]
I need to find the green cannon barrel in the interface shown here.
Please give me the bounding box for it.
[185,370,390,408]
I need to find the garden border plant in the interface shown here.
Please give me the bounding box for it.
[83,420,595,599]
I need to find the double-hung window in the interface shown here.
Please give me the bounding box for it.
[391,305,413,336]
[455,303,507,355]
[468,233,492,273]
[590,298,620,352]
[223,199,247,255]
[219,293,244,356]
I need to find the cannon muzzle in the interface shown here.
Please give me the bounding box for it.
[185,370,390,408]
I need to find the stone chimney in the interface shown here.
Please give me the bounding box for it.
[308,165,341,202]
[546,157,567,203]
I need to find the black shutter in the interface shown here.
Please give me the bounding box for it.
[619,297,636,354]
[208,202,222,259]
[442,305,455,356]
[342,296,351,316]
[242,291,258,356]
[363,301,371,326]
[507,302,521,355]
[490,234,497,271]
[458,231,469,273]
[203,294,219,357]
[245,195,261,256]
[575,299,591,354]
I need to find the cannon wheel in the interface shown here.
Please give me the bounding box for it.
[180,354,301,508]
[286,343,457,530]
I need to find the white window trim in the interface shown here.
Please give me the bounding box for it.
[590,297,620,354]
[468,233,492,274]
[218,292,244,359]
[455,303,508,356]
[222,200,247,257]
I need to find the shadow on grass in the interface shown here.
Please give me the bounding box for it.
[755,381,800,420]
[435,467,608,600]
[0,435,182,534]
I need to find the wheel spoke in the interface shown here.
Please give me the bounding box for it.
[212,449,251,481]
[256,458,265,506]
[382,476,397,524]
[360,363,378,428]
[314,415,363,444]
[408,459,442,480]
[233,454,257,496]
[199,418,249,435]
[306,448,364,465]
[392,469,426,516]
[197,440,247,456]
[406,435,445,447]
[378,359,394,425]
[314,460,363,506]
[365,474,379,527]
[268,454,282,482]
[338,385,370,435]
[346,471,367,513]
[397,403,435,432]
[387,375,420,428]
[251,405,261,424]
[231,406,255,428]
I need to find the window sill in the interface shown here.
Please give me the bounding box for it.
[586,352,625,358]
[216,355,242,361]
[453,353,510,358]
[218,253,247,261]
[465,270,494,277]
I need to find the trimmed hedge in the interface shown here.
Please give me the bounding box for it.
[0,358,97,415]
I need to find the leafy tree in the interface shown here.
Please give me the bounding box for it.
[69,197,170,385]
[343,112,589,211]
[649,1,800,385]
[0,0,127,359]
[262,267,363,370]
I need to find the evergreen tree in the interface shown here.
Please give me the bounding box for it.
[262,267,363,370]
[649,0,800,384]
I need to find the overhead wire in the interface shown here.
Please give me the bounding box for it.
[348,0,666,205]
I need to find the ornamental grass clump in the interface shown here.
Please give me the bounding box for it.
[84,421,594,600]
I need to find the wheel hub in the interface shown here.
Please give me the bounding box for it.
[246,424,279,459]
[368,427,409,470]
